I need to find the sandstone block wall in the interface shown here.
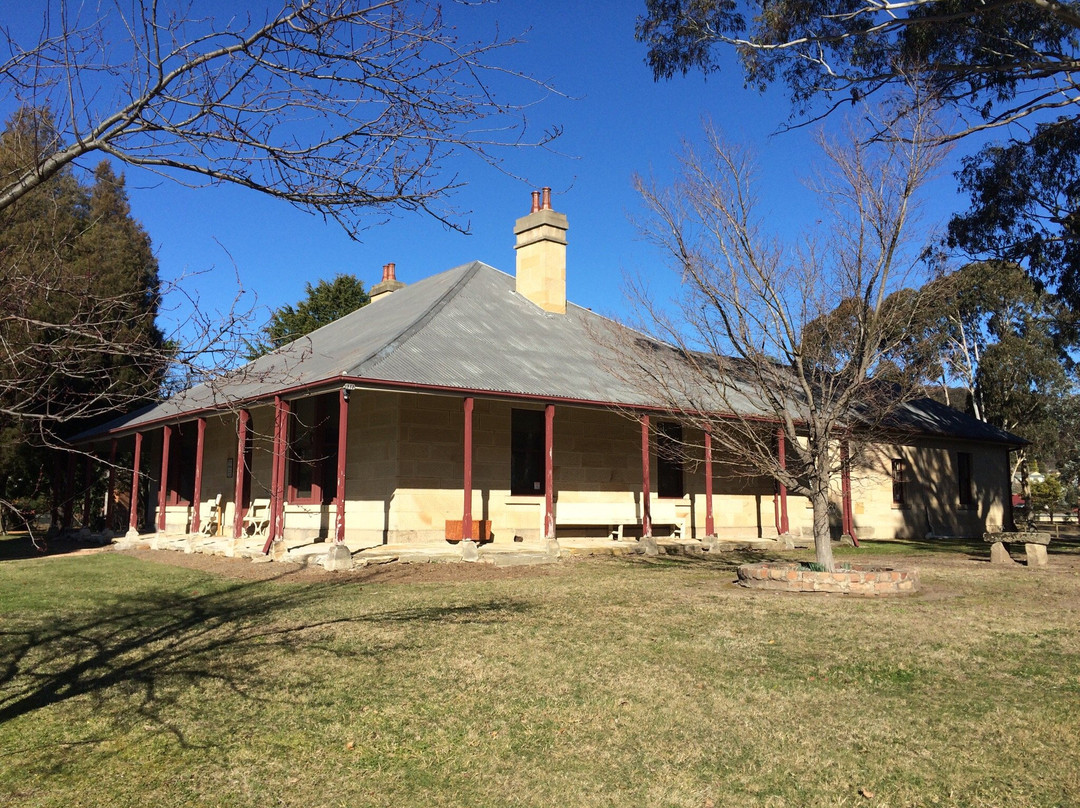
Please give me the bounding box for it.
[849,441,1009,540]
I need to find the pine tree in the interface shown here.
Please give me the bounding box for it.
[246,274,370,360]
[0,106,168,532]
[72,161,166,412]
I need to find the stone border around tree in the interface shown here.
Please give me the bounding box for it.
[737,562,920,596]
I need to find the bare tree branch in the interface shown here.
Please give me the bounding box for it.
[0,0,559,233]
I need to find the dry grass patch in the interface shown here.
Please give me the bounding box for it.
[1,543,1079,807]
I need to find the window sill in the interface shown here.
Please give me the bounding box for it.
[286,498,322,507]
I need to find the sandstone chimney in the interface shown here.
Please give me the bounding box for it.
[513,187,567,314]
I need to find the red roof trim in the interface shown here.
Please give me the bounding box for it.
[72,375,1026,451]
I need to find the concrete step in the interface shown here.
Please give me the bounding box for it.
[709,539,787,552]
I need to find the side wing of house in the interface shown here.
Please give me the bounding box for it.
[845,439,1012,540]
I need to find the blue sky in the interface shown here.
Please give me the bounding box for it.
[3,2,976,345]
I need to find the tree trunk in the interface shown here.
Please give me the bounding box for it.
[810,487,835,571]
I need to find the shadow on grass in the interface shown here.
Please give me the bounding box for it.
[0,572,530,735]
[623,549,795,573]
[845,536,989,560]
[854,532,1080,560]
[628,536,1026,569]
[0,532,104,562]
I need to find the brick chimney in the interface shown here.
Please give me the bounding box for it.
[369,262,405,302]
[513,187,567,314]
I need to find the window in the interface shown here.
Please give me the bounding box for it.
[288,394,339,505]
[657,422,684,499]
[511,409,545,495]
[891,458,906,507]
[957,451,973,509]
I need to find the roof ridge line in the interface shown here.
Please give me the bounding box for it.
[347,261,484,375]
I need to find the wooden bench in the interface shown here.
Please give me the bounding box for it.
[554,501,684,540]
[445,519,492,543]
[198,494,223,536]
[242,499,271,538]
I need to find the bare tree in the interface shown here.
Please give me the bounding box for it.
[0,0,557,229]
[616,104,947,570]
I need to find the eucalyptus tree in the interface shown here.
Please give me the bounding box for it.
[636,0,1080,301]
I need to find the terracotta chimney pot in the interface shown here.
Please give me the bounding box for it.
[370,261,405,302]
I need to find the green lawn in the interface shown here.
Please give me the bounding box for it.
[2,541,1079,807]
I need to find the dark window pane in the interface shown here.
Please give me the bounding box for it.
[891,458,906,506]
[288,394,339,504]
[958,452,973,508]
[657,422,684,499]
[168,424,197,505]
[511,409,545,495]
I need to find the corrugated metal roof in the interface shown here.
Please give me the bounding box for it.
[76,264,478,437]
[73,260,1026,447]
[356,263,647,401]
[888,397,1028,445]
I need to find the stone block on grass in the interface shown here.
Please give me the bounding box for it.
[990,541,1017,565]
[983,531,1051,545]
[324,543,353,571]
[1025,543,1049,568]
